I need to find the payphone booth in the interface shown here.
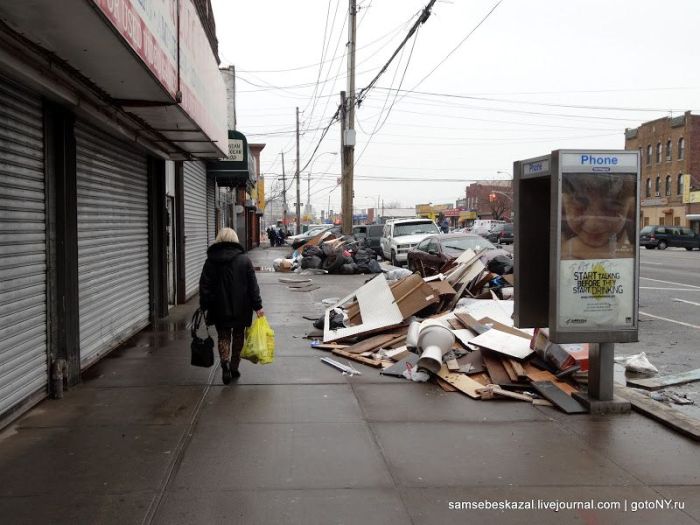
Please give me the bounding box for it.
[513,150,640,413]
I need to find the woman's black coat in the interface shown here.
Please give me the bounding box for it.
[199,242,263,329]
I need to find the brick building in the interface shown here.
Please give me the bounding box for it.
[465,180,513,221]
[624,111,700,231]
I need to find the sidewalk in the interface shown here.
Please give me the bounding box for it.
[0,245,699,524]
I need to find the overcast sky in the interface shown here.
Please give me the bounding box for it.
[211,0,700,215]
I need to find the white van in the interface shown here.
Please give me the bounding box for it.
[380,218,440,266]
[471,219,506,236]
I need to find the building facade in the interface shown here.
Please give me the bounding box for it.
[625,111,700,231]
[465,180,513,222]
[0,0,229,426]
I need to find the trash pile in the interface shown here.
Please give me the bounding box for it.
[273,230,382,275]
[307,249,593,414]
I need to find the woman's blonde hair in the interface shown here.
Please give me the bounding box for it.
[215,227,239,244]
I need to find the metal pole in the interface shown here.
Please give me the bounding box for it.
[588,342,615,401]
[295,106,301,234]
[342,0,356,235]
[281,151,287,230]
[340,91,348,230]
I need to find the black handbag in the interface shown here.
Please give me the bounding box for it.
[190,308,215,368]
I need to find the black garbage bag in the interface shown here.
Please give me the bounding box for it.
[355,262,371,274]
[487,255,514,275]
[314,308,346,330]
[301,255,322,269]
[367,259,382,273]
[339,263,358,274]
[322,248,346,273]
[302,245,323,258]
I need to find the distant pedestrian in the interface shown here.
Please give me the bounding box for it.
[441,218,450,234]
[268,227,278,246]
[199,228,264,384]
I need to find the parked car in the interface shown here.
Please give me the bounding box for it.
[286,225,339,247]
[380,218,441,266]
[486,223,514,245]
[353,224,384,254]
[407,233,512,277]
[640,225,700,250]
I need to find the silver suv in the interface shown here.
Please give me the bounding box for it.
[380,219,441,266]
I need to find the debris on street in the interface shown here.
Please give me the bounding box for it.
[305,249,597,414]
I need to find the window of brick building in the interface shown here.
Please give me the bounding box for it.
[647,145,652,165]
[655,176,660,195]
[674,216,681,226]
[679,138,685,160]
[643,216,649,226]
[665,175,671,196]
[678,173,684,195]
[659,216,665,226]
[656,143,661,163]
[666,140,672,161]
[646,178,651,197]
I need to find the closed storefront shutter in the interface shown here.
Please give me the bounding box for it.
[0,76,48,416]
[75,121,149,366]
[183,161,208,299]
[207,177,216,246]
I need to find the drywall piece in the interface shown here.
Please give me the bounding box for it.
[531,381,587,414]
[469,328,534,360]
[437,365,482,399]
[384,346,410,360]
[456,299,516,328]
[452,329,475,347]
[380,353,420,377]
[323,275,404,343]
[626,369,700,391]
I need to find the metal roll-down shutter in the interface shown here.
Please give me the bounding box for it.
[207,177,216,246]
[75,121,149,366]
[0,75,48,416]
[183,161,208,299]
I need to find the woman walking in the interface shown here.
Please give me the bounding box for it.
[199,228,264,384]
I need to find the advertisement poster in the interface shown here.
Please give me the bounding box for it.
[558,171,637,330]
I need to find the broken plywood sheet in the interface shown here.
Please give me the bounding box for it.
[391,274,441,318]
[469,328,534,360]
[323,275,404,343]
[481,350,511,385]
[343,333,401,355]
[332,348,383,368]
[437,364,482,399]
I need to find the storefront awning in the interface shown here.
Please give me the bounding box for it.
[207,131,256,188]
[0,0,227,159]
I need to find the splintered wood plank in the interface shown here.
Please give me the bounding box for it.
[332,348,383,368]
[508,359,528,381]
[531,381,587,414]
[312,343,350,351]
[501,359,519,383]
[454,313,489,335]
[626,369,700,391]
[470,372,492,386]
[481,350,511,385]
[437,365,482,399]
[342,333,401,354]
[524,363,579,396]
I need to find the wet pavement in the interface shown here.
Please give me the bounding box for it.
[0,244,699,524]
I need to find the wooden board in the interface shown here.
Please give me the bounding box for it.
[616,386,700,442]
[437,377,458,392]
[454,313,489,335]
[531,381,587,414]
[437,365,482,399]
[312,343,350,351]
[481,350,511,385]
[331,348,383,368]
[501,359,519,383]
[478,317,532,340]
[507,359,528,381]
[342,333,400,354]
[626,369,700,391]
[524,363,579,396]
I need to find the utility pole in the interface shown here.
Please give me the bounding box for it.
[341,0,357,235]
[307,173,311,221]
[295,106,301,234]
[281,151,287,231]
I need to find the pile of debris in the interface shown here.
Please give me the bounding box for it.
[307,249,592,414]
[274,230,382,275]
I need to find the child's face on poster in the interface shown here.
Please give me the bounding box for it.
[562,174,635,249]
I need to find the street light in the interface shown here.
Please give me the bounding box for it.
[496,170,512,178]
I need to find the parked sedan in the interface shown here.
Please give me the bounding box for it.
[407,233,511,277]
[485,223,514,245]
